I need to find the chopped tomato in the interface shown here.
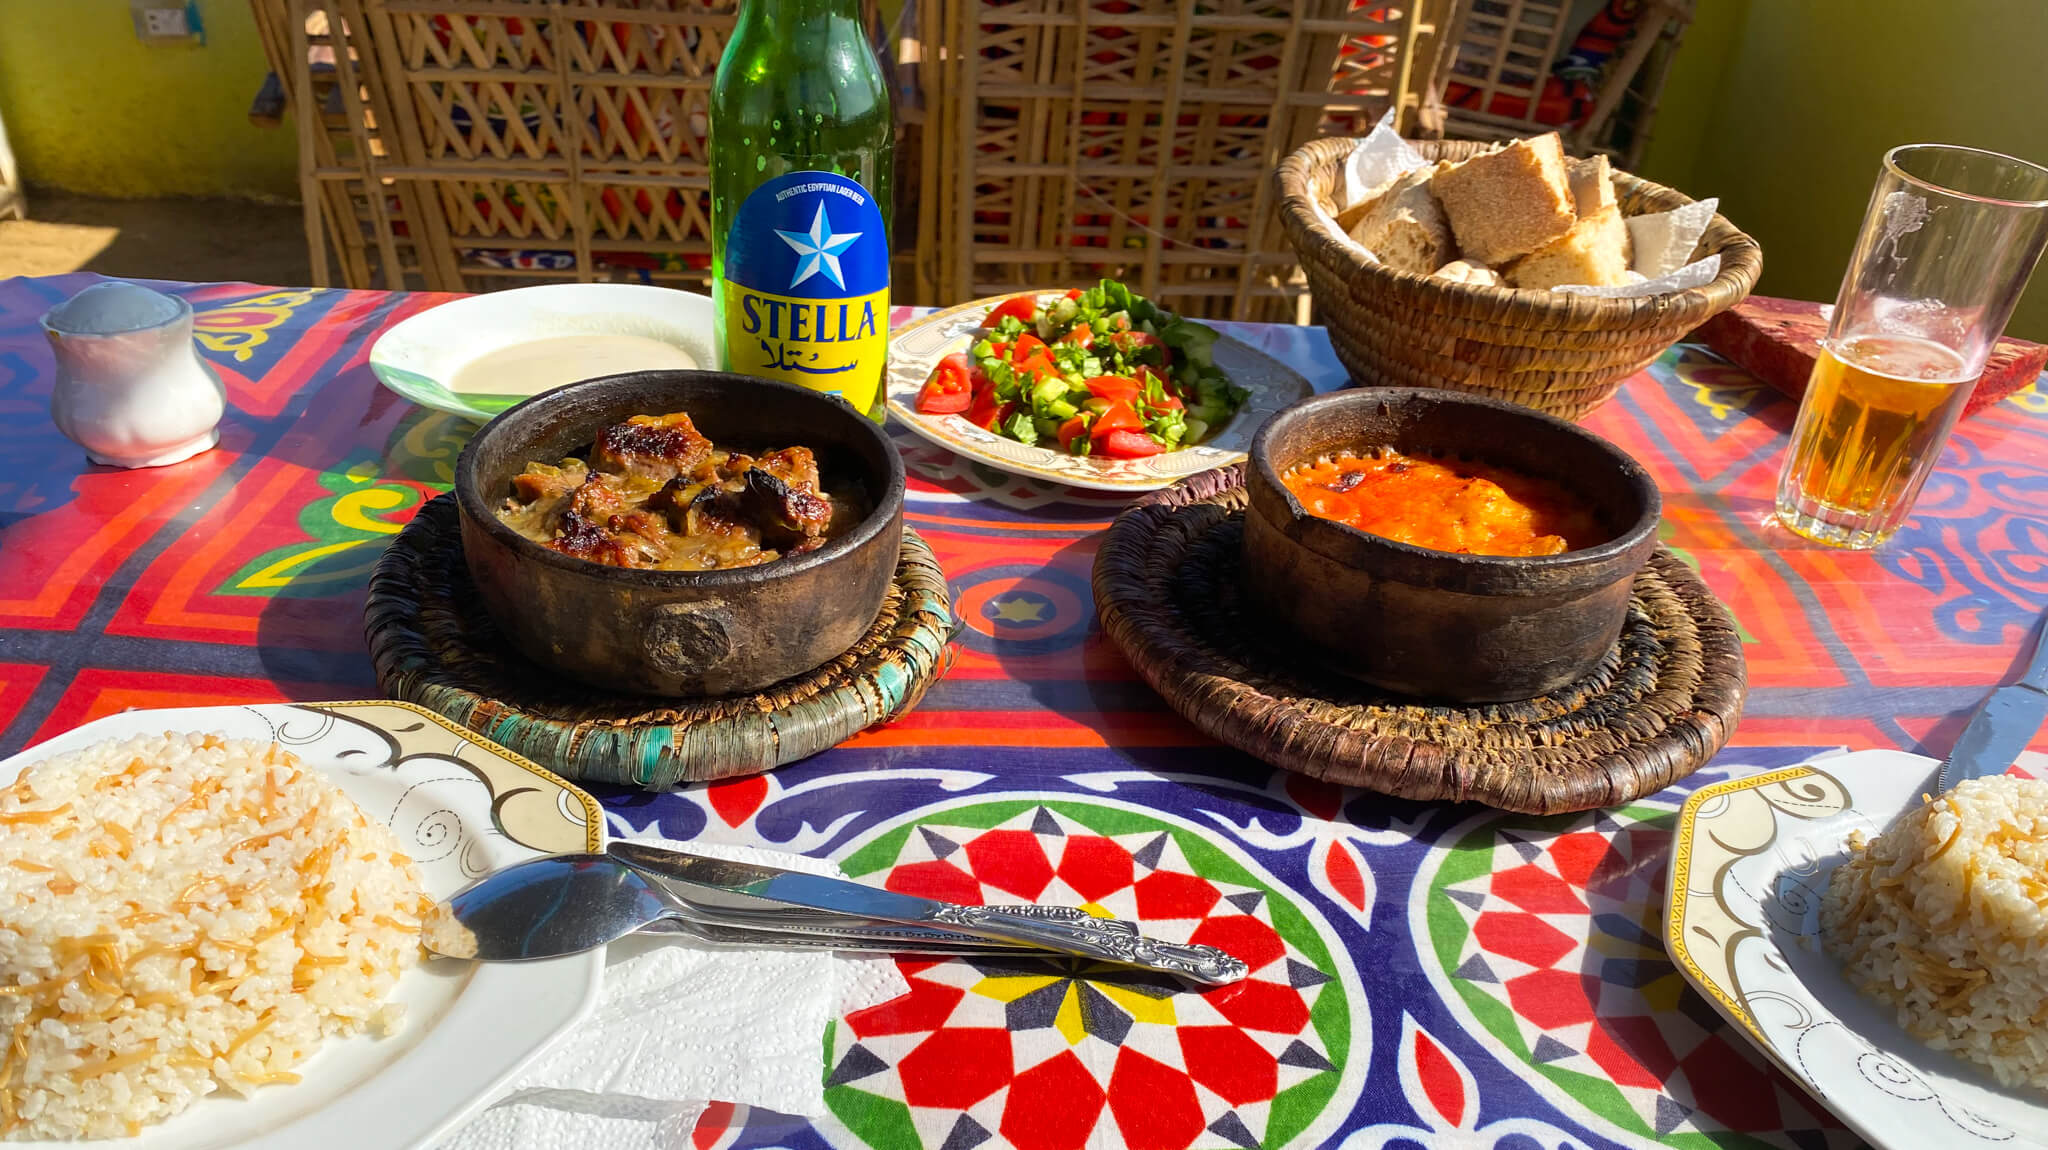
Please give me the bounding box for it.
[1151,392,1184,411]
[1099,429,1165,458]
[1011,333,1049,363]
[967,384,1012,431]
[1084,375,1143,404]
[1015,352,1056,385]
[914,354,974,415]
[969,397,1013,431]
[1057,414,1090,452]
[1058,322,1093,347]
[1089,400,1144,439]
[1064,288,1083,300]
[987,296,1037,328]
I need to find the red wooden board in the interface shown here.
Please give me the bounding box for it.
[1692,294,2048,419]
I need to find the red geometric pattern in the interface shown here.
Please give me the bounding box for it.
[1435,810,1848,1142]
[0,665,47,735]
[830,805,1345,1150]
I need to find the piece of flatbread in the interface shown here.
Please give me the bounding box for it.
[1348,164,1455,275]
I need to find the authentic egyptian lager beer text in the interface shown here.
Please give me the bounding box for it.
[710,0,894,422]
[1777,333,1974,546]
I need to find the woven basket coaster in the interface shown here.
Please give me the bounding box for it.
[365,495,955,788]
[1091,466,1747,813]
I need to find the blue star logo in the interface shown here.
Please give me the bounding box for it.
[775,202,862,290]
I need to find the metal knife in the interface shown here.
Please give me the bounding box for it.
[607,841,1250,985]
[427,853,1088,962]
[1936,612,2048,792]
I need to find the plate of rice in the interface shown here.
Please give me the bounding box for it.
[1667,748,2048,1149]
[0,701,604,1147]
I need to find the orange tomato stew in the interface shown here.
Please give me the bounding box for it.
[1281,450,1606,557]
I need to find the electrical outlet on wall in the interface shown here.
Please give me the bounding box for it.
[143,8,188,36]
[131,0,206,43]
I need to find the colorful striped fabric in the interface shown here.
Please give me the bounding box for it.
[0,273,2043,1149]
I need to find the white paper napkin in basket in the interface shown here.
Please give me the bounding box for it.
[433,839,910,1150]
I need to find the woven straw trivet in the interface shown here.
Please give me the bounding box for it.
[1091,466,1746,813]
[365,495,954,789]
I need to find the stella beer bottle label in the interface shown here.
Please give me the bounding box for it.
[719,169,889,413]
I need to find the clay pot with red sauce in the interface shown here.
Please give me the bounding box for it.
[1240,388,1661,703]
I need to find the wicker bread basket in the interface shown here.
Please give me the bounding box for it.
[1274,138,1763,420]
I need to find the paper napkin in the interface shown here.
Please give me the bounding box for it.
[433,839,909,1150]
[1340,108,1427,208]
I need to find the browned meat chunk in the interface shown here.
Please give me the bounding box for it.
[548,493,674,567]
[592,412,712,481]
[741,467,833,549]
[756,446,822,493]
[566,472,632,522]
[510,459,588,503]
[498,459,592,541]
[550,509,639,567]
[746,446,833,549]
[645,476,703,520]
[495,410,862,572]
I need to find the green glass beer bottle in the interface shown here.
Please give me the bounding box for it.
[710,0,894,422]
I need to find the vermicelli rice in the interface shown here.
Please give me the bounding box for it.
[0,733,426,1139]
[1822,773,2048,1091]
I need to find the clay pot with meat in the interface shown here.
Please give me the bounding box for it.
[454,371,906,698]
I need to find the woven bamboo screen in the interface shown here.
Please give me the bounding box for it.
[346,0,737,290]
[913,0,1443,323]
[251,0,454,289]
[254,0,1451,305]
[1431,0,1692,168]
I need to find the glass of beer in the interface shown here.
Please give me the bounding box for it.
[1774,144,2048,549]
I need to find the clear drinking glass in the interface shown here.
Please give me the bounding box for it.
[1774,144,2048,549]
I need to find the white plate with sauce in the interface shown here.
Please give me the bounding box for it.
[370,284,713,423]
[0,701,605,1149]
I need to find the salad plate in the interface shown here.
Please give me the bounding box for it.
[1666,749,2048,1150]
[886,287,1314,492]
[370,283,713,423]
[0,701,605,1149]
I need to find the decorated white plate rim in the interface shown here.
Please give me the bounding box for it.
[1666,748,2048,1149]
[0,700,605,1149]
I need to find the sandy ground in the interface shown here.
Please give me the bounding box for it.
[0,193,311,287]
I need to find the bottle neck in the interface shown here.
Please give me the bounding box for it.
[737,0,865,25]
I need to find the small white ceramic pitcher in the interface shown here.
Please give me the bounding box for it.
[42,281,226,469]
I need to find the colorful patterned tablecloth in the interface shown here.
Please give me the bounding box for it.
[2,273,2046,1150]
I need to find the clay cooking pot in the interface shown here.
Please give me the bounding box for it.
[455,370,906,698]
[1241,387,1661,703]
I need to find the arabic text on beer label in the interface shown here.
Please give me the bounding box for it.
[722,169,890,411]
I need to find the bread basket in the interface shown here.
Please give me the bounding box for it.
[1274,138,1762,421]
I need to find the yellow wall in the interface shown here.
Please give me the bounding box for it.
[0,0,299,199]
[1639,0,2048,341]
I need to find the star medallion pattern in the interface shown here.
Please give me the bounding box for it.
[825,804,1349,1150]
[1430,808,1852,1147]
[967,957,1179,1047]
[776,201,861,290]
[985,594,1049,625]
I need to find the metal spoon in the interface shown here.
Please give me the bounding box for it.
[425,854,1098,963]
